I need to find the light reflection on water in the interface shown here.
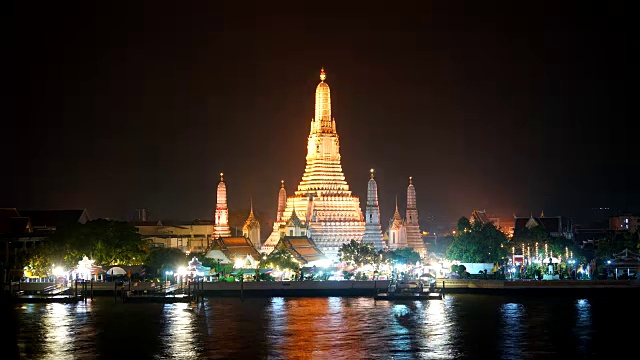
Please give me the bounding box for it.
[157,303,203,360]
[11,294,630,359]
[500,303,526,360]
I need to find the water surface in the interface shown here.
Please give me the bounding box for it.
[6,294,635,359]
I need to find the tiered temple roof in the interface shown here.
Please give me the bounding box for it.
[278,236,327,265]
[212,236,260,260]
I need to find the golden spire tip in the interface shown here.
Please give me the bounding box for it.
[220,172,224,181]
[320,67,326,81]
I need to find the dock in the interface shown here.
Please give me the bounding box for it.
[374,291,443,301]
[12,294,81,303]
[122,293,191,303]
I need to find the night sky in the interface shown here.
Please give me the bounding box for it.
[6,2,636,229]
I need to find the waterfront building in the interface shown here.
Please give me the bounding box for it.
[405,177,426,256]
[242,200,261,249]
[214,173,232,238]
[133,219,213,254]
[1,208,91,274]
[262,68,365,259]
[363,169,384,250]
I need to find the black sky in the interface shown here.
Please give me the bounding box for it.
[6,1,637,229]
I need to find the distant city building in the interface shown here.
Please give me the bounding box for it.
[214,173,232,238]
[363,169,384,250]
[261,68,365,259]
[136,208,150,222]
[609,215,639,233]
[242,200,261,249]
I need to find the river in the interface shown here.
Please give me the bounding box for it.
[4,294,635,359]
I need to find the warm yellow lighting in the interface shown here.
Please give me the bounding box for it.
[178,267,187,276]
[234,258,245,269]
[52,267,65,277]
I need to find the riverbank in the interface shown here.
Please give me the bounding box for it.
[434,279,640,295]
[5,279,640,298]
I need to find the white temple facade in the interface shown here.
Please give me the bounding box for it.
[363,169,384,250]
[384,178,426,256]
[214,173,231,238]
[405,177,426,256]
[242,200,261,249]
[261,68,365,259]
[387,197,408,250]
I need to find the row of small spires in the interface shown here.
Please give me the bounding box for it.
[219,169,412,183]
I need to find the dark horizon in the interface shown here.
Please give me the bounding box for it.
[6,2,636,229]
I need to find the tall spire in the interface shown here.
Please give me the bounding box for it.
[262,67,365,259]
[407,177,416,211]
[277,180,287,222]
[214,172,231,238]
[393,195,402,220]
[313,67,333,133]
[364,168,384,250]
[243,197,260,248]
[249,198,254,217]
[405,177,425,256]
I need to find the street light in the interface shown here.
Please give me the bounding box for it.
[165,271,173,284]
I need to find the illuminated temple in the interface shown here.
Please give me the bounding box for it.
[214,173,231,238]
[262,68,365,259]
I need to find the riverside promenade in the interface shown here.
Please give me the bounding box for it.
[6,279,640,299]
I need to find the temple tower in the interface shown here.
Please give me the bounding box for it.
[363,169,384,250]
[277,180,286,222]
[262,68,365,259]
[214,173,231,238]
[243,199,261,248]
[405,176,426,256]
[388,196,407,250]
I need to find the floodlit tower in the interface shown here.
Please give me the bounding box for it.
[363,169,384,250]
[214,172,231,238]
